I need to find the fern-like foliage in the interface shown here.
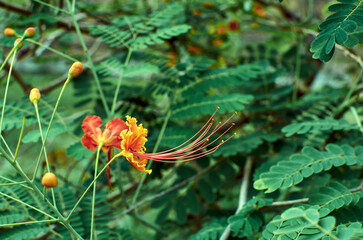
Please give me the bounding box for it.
[53,188,85,239]
[254,144,363,193]
[261,207,337,240]
[309,182,363,217]
[228,198,272,238]
[96,58,159,78]
[310,0,363,61]
[188,220,227,240]
[89,3,188,50]
[171,94,253,118]
[282,119,358,136]
[179,62,267,97]
[324,222,363,240]
[129,25,191,50]
[0,225,49,240]
[88,25,131,48]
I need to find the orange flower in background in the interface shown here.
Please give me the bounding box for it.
[192,9,202,16]
[81,115,127,153]
[119,109,237,174]
[202,2,213,8]
[228,20,240,32]
[253,5,266,18]
[187,45,202,55]
[216,25,227,35]
[213,39,223,47]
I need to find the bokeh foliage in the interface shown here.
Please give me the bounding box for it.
[0,0,362,239]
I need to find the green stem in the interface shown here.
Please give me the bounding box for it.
[67,0,111,117]
[0,49,18,140]
[90,146,102,240]
[0,36,24,75]
[1,135,14,159]
[131,110,171,206]
[0,191,55,219]
[110,49,133,116]
[0,218,58,227]
[14,118,26,162]
[33,0,69,14]
[350,106,363,133]
[0,147,82,239]
[0,175,32,190]
[26,39,80,63]
[344,68,363,104]
[293,34,302,103]
[34,103,57,208]
[67,153,122,219]
[32,77,70,181]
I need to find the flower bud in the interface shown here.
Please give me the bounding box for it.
[68,62,83,78]
[14,38,23,49]
[4,28,15,37]
[41,172,58,188]
[29,88,40,104]
[24,27,36,38]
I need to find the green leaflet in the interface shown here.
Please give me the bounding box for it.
[188,220,227,240]
[254,144,363,193]
[228,198,272,238]
[96,58,159,78]
[172,94,253,118]
[261,207,336,240]
[310,0,363,61]
[309,182,363,217]
[282,119,358,137]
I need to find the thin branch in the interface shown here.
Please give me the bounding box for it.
[114,158,227,218]
[4,63,32,93]
[220,157,253,240]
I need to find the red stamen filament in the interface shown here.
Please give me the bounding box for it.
[131,110,237,163]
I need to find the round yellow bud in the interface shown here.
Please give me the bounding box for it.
[29,88,41,104]
[41,172,58,188]
[24,27,36,38]
[68,62,83,78]
[14,38,23,49]
[4,28,15,37]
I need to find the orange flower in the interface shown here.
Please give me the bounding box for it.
[228,20,240,32]
[192,9,202,16]
[253,5,266,18]
[81,115,127,190]
[213,39,223,47]
[81,115,127,153]
[119,109,236,174]
[187,45,202,55]
[120,116,151,174]
[202,2,213,8]
[216,25,227,35]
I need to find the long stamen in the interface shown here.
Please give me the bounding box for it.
[154,107,220,155]
[131,111,237,162]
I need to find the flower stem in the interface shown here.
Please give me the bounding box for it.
[32,77,70,181]
[14,117,26,162]
[110,49,133,117]
[0,48,18,145]
[90,146,102,240]
[0,147,82,239]
[34,103,57,208]
[66,0,111,117]
[131,110,171,206]
[26,38,79,63]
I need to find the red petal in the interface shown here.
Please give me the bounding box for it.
[104,118,127,150]
[81,134,98,152]
[81,115,102,136]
